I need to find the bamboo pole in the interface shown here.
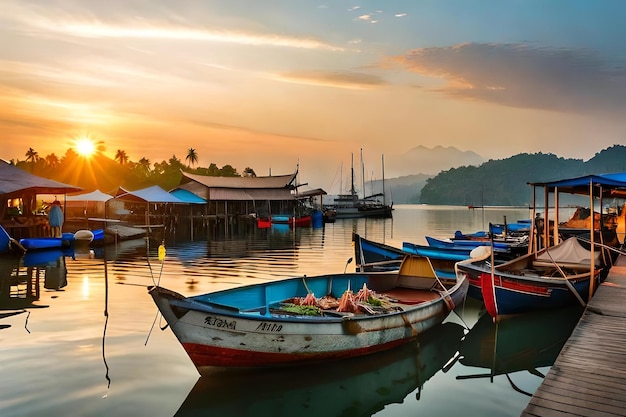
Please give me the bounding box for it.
[553,187,559,245]
[589,179,595,302]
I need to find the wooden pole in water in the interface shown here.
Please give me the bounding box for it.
[553,187,559,246]
[541,186,550,248]
[589,178,595,302]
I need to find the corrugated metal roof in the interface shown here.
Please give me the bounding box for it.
[209,188,294,201]
[0,160,82,196]
[181,171,297,189]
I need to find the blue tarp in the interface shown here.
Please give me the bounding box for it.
[115,185,185,203]
[170,189,206,204]
[530,172,626,196]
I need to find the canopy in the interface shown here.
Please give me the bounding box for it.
[169,189,206,204]
[530,172,626,198]
[114,185,185,203]
[66,189,113,202]
[0,160,81,197]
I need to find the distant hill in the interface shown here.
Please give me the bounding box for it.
[386,145,485,177]
[371,174,430,204]
[367,145,485,204]
[419,145,626,206]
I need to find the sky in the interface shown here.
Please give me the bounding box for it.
[2,0,626,192]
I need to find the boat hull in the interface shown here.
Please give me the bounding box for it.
[149,270,468,368]
[456,247,600,317]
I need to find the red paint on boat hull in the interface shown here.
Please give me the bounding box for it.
[183,338,411,368]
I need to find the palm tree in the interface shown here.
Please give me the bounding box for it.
[25,147,39,172]
[114,149,129,165]
[25,147,39,163]
[186,148,198,168]
[45,153,60,168]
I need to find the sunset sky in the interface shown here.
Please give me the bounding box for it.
[2,1,625,191]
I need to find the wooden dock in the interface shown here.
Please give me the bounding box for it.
[521,254,626,417]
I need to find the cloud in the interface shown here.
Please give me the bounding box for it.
[391,42,626,115]
[272,70,387,89]
[3,2,344,52]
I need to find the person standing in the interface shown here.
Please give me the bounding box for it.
[48,200,64,238]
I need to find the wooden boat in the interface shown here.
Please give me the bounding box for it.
[353,233,461,280]
[455,237,604,317]
[352,233,405,272]
[352,233,469,281]
[175,321,465,415]
[425,235,527,260]
[256,217,271,229]
[270,214,312,227]
[149,255,469,368]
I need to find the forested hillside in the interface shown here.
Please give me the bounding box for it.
[419,145,626,206]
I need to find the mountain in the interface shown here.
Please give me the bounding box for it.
[419,145,626,206]
[386,145,485,177]
[371,174,430,204]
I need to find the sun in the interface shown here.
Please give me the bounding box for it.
[75,137,96,157]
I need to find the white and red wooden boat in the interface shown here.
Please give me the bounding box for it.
[149,255,468,368]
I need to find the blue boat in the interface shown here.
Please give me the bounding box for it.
[353,234,459,279]
[404,240,473,262]
[426,234,528,260]
[455,237,602,317]
[19,232,75,251]
[0,225,26,254]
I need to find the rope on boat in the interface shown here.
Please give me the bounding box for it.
[543,248,587,308]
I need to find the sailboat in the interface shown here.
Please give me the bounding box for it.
[331,151,393,219]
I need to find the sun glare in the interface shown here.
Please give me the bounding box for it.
[75,137,96,157]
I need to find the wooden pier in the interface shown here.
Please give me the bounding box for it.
[522,254,626,417]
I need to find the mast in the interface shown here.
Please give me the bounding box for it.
[350,153,356,198]
[360,148,365,200]
[382,154,386,206]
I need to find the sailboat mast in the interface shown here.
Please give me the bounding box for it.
[360,148,365,200]
[382,154,386,206]
[350,153,355,198]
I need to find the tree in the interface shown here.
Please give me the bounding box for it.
[115,149,129,165]
[25,147,39,163]
[186,148,198,168]
[219,164,239,177]
[45,153,60,168]
[134,157,151,177]
[243,167,257,177]
[25,147,39,172]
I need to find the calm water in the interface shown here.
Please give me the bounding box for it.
[0,205,583,417]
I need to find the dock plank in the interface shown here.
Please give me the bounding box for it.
[522,255,626,416]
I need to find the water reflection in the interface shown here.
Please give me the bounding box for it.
[0,248,74,332]
[176,322,465,417]
[458,306,583,395]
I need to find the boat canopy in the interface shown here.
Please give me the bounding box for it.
[529,172,626,198]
